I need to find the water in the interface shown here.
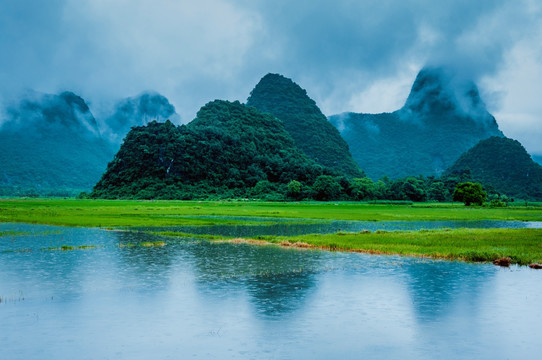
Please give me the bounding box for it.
[1,223,541,359]
[137,218,542,237]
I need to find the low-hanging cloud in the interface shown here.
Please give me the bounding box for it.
[1,0,541,153]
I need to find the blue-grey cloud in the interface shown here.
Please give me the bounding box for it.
[1,0,541,154]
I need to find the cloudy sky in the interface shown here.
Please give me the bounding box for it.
[1,0,541,155]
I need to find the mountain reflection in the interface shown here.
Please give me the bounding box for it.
[401,260,495,322]
[188,241,320,317]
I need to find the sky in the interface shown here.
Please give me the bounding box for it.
[1,0,541,155]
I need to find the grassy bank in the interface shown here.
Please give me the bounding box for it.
[1,198,541,266]
[243,228,542,266]
[1,198,542,227]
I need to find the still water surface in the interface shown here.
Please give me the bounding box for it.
[138,218,542,237]
[1,222,541,359]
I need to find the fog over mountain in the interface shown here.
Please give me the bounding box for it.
[1,0,541,157]
[102,92,179,144]
[329,67,503,179]
[0,91,178,195]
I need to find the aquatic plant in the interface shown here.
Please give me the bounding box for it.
[140,241,166,247]
[42,245,98,251]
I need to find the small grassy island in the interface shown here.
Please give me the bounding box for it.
[1,198,541,266]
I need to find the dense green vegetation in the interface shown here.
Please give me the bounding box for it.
[446,137,542,200]
[247,73,363,178]
[453,182,487,206]
[90,98,491,201]
[91,100,327,199]
[329,67,503,179]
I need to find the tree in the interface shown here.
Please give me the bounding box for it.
[312,175,342,201]
[389,177,426,202]
[427,181,449,202]
[350,177,376,201]
[286,180,302,199]
[453,182,486,206]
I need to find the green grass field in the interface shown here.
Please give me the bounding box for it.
[1,198,541,265]
[1,198,542,227]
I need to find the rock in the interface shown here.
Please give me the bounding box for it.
[493,257,511,267]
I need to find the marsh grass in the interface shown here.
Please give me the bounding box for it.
[2,199,542,266]
[119,241,168,248]
[257,228,542,266]
[42,245,99,251]
[140,241,166,247]
[0,231,29,237]
[1,248,32,253]
[0,291,25,303]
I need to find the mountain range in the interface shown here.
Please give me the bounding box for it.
[2,67,541,200]
[328,67,503,180]
[0,91,178,196]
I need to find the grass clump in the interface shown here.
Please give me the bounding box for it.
[140,241,166,247]
[42,245,98,251]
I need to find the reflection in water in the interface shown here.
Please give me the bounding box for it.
[246,270,317,317]
[1,223,541,359]
[187,241,320,317]
[401,260,494,322]
[113,231,179,291]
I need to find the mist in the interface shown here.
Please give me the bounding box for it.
[1,0,541,153]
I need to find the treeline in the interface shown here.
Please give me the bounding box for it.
[87,162,508,203]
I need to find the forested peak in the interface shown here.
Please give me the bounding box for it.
[445,136,542,200]
[402,66,493,123]
[247,73,317,113]
[192,99,280,127]
[58,91,92,114]
[91,98,325,199]
[193,99,244,123]
[450,136,537,166]
[246,73,362,178]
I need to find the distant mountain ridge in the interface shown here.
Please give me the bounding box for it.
[104,91,179,144]
[247,73,363,178]
[329,67,503,179]
[0,91,179,196]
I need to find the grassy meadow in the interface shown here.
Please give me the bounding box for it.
[1,198,541,265]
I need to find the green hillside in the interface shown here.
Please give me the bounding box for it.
[247,73,363,178]
[445,136,542,200]
[91,100,324,199]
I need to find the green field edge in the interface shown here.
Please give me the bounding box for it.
[2,199,542,267]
